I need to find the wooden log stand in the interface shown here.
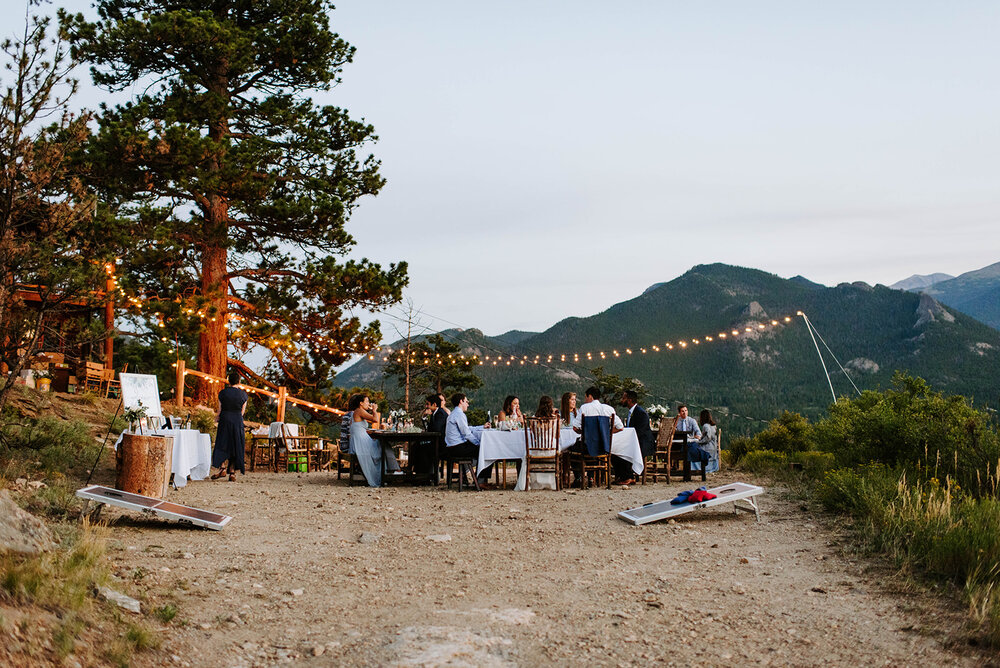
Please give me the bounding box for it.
[116,434,173,499]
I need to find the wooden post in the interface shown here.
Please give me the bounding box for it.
[104,274,115,369]
[277,386,287,422]
[175,360,185,408]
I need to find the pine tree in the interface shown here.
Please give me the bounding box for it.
[68,0,407,403]
[382,334,483,408]
[0,1,120,408]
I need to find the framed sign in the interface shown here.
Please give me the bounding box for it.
[120,373,163,419]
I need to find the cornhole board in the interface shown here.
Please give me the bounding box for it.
[618,482,764,525]
[75,485,232,530]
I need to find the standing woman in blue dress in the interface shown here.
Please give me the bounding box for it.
[211,371,249,481]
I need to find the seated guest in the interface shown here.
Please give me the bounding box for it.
[438,393,451,416]
[535,395,557,419]
[412,394,447,477]
[444,393,493,486]
[560,391,579,429]
[673,403,709,469]
[348,393,400,487]
[673,403,702,438]
[498,394,523,425]
[617,390,653,484]
[568,386,625,485]
[698,409,720,473]
[573,386,624,433]
[426,394,449,433]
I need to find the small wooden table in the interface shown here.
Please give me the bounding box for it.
[368,430,441,485]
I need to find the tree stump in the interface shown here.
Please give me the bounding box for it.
[116,434,173,498]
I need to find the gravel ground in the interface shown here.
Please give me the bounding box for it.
[100,470,991,667]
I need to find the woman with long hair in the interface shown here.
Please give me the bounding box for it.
[348,393,399,487]
[534,395,557,418]
[498,395,523,425]
[211,370,248,481]
[698,409,720,473]
[560,391,579,428]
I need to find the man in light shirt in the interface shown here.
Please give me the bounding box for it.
[674,403,710,470]
[444,393,493,486]
[573,386,624,432]
[673,403,702,439]
[569,386,627,485]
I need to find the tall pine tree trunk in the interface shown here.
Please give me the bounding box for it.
[196,243,228,405]
[194,104,230,406]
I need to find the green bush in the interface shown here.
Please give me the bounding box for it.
[812,373,1000,494]
[728,436,753,464]
[738,449,787,473]
[0,417,101,478]
[790,450,836,474]
[815,464,901,516]
[189,409,216,440]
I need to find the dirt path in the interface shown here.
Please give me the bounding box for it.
[101,471,985,667]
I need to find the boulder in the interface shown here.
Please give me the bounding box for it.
[0,490,55,555]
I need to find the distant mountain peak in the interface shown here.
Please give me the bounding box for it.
[890,273,954,291]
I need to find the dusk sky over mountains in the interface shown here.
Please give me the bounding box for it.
[59,0,1000,337]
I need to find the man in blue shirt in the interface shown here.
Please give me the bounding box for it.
[673,403,702,439]
[444,393,493,486]
[674,403,711,469]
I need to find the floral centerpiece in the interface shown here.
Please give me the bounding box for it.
[647,403,669,424]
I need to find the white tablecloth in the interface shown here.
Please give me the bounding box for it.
[114,428,212,488]
[478,427,643,490]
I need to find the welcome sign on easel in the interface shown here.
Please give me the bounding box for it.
[120,373,164,429]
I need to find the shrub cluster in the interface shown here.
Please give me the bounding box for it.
[734,372,1000,643]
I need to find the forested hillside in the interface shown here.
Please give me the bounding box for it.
[338,264,1000,436]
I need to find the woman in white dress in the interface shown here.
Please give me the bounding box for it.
[698,409,720,473]
[348,393,400,487]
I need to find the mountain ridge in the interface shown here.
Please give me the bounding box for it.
[338,263,1000,436]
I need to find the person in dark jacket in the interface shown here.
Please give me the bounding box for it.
[613,390,654,484]
[211,371,248,481]
[410,394,447,479]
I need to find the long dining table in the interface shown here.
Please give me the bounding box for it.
[477,426,644,490]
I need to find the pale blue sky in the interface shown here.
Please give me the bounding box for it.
[52,1,1000,340]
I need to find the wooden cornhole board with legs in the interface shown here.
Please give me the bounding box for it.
[75,485,232,530]
[617,482,764,525]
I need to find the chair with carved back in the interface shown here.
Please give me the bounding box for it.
[524,416,561,490]
[642,417,676,483]
[568,415,612,489]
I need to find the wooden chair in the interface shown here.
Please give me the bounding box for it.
[82,361,104,394]
[250,434,274,472]
[666,429,706,483]
[642,417,676,483]
[441,450,480,491]
[280,423,312,473]
[103,363,127,398]
[336,411,354,480]
[568,415,612,489]
[716,428,723,471]
[524,416,560,490]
